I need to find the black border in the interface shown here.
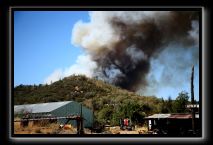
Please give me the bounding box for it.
[6,0,208,7]
[11,6,203,138]
[10,7,203,138]
[0,1,209,144]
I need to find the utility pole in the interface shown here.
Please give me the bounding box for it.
[191,65,195,134]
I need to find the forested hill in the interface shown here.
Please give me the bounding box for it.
[14,75,154,105]
[14,75,190,125]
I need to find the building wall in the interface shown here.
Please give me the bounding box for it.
[30,112,51,118]
[82,105,93,128]
[51,101,93,128]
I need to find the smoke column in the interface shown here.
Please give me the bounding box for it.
[72,11,199,93]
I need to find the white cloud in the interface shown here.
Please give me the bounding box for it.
[43,69,63,85]
[43,54,97,85]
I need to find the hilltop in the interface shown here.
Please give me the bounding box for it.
[14,75,160,106]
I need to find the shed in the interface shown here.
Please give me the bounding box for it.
[14,101,93,128]
[144,113,200,135]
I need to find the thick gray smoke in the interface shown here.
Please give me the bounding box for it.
[72,11,199,93]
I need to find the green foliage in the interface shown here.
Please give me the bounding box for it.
[173,91,190,113]
[97,105,114,125]
[160,96,174,113]
[96,100,147,126]
[15,75,189,125]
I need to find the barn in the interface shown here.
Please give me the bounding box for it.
[14,101,93,128]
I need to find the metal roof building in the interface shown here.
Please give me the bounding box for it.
[145,114,171,119]
[14,101,93,128]
[144,113,200,134]
[144,113,199,119]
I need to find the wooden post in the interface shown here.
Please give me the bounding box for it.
[80,104,84,134]
[191,65,195,133]
[76,118,80,134]
[20,118,29,127]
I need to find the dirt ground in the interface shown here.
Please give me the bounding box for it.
[107,126,148,134]
[14,121,77,134]
[14,120,148,134]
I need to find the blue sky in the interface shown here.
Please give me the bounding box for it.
[14,11,200,100]
[14,11,89,86]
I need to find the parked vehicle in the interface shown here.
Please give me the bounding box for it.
[120,118,135,131]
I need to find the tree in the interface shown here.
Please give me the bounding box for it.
[141,103,152,115]
[97,106,114,125]
[167,96,174,113]
[161,98,169,113]
[174,91,189,113]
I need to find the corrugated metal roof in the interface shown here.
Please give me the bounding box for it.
[169,114,192,119]
[186,104,199,108]
[169,114,199,119]
[145,114,171,119]
[145,113,199,119]
[14,101,72,114]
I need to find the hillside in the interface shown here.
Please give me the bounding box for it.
[16,75,142,103]
[14,75,169,125]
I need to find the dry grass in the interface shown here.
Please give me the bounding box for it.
[14,122,148,134]
[14,121,76,134]
[14,117,148,134]
[108,126,148,134]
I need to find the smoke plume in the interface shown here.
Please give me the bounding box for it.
[44,54,97,84]
[72,11,199,93]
